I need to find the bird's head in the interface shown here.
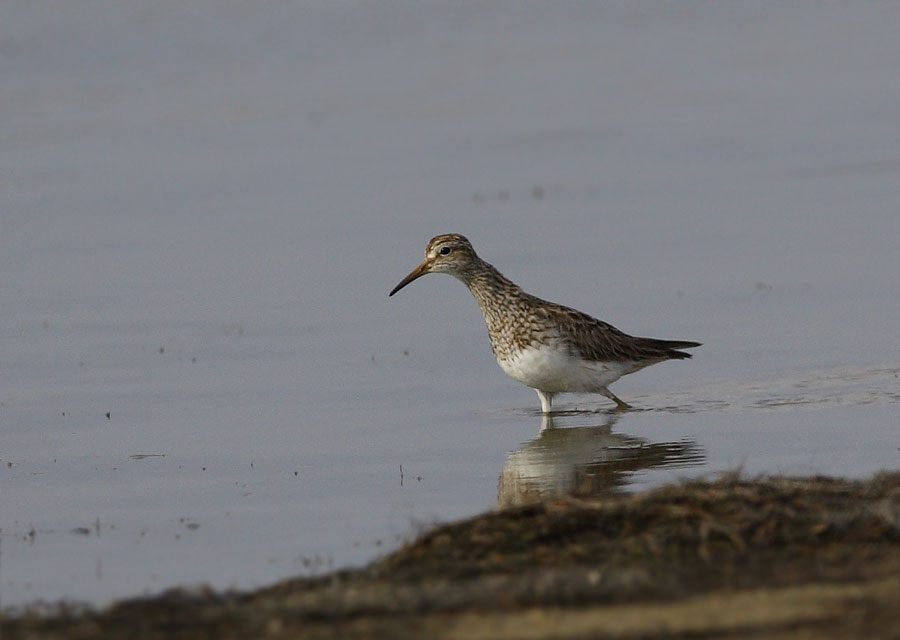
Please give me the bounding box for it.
[389,234,479,296]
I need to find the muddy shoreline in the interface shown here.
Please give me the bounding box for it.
[4,472,899,639]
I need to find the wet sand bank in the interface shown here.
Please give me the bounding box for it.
[4,471,898,639]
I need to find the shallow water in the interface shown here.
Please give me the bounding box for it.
[2,1,899,606]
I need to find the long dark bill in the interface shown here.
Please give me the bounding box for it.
[389,261,429,296]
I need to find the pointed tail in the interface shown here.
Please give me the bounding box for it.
[639,338,701,360]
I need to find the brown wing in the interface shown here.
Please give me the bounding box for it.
[539,303,700,362]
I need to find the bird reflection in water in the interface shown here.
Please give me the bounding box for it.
[498,414,705,508]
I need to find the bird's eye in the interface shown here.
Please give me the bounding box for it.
[439,246,452,256]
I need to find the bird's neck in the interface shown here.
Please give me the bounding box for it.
[457,260,528,334]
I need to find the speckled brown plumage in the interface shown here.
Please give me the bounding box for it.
[390,234,700,412]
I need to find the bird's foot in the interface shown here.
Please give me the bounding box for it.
[603,389,632,411]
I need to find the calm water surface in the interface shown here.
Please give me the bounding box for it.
[2,2,899,606]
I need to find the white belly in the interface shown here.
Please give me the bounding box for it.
[497,343,642,393]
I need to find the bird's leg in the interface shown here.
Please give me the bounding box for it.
[539,414,556,432]
[535,389,555,414]
[601,388,632,411]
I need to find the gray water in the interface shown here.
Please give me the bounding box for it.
[2,1,898,606]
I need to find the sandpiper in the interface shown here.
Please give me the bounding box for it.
[389,234,700,413]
